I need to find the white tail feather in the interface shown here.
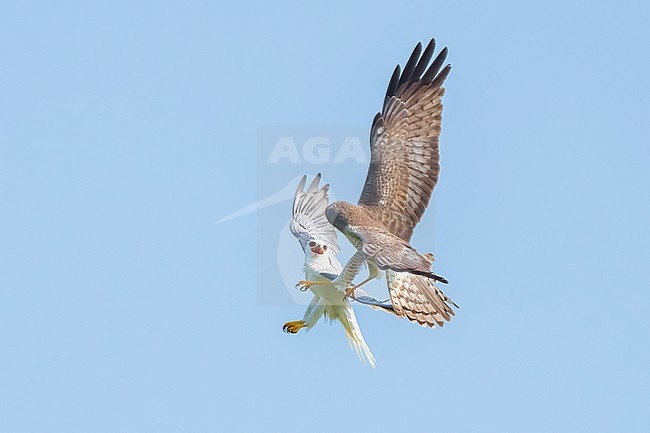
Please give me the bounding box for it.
[330,303,376,368]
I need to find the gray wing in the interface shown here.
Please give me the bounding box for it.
[354,293,395,313]
[319,272,339,281]
[358,39,450,241]
[348,225,448,283]
[290,174,340,254]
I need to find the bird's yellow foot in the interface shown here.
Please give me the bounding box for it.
[283,320,308,334]
[344,286,358,299]
[295,280,325,291]
[343,276,374,300]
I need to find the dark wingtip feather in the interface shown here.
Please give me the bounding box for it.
[385,65,401,99]
[430,64,452,88]
[412,39,436,80]
[422,46,449,84]
[398,42,422,87]
[387,41,450,97]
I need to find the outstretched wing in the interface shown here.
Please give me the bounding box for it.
[358,39,451,241]
[348,224,448,283]
[290,174,340,254]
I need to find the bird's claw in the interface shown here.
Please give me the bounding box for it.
[295,280,314,291]
[343,286,357,300]
[283,320,307,334]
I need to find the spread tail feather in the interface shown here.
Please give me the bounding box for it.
[386,269,458,328]
[329,303,376,368]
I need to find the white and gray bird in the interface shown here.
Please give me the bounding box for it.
[283,175,376,368]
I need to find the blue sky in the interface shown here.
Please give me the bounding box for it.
[1,1,649,432]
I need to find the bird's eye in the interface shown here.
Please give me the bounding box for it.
[323,245,328,250]
[308,241,316,247]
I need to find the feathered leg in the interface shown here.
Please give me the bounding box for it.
[283,295,319,334]
[283,296,326,334]
[344,260,380,299]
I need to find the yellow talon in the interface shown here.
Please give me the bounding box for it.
[344,286,357,299]
[343,275,374,300]
[283,320,308,334]
[295,280,326,291]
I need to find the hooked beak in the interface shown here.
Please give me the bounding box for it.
[310,245,325,255]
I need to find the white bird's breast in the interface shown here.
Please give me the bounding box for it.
[304,261,345,305]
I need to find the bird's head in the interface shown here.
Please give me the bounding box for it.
[306,239,328,257]
[325,201,351,232]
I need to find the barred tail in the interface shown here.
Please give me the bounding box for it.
[386,269,458,328]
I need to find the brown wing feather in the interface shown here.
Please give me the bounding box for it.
[349,225,449,283]
[349,225,432,273]
[358,39,451,241]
